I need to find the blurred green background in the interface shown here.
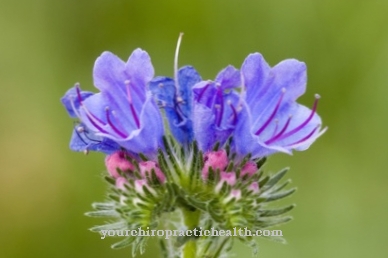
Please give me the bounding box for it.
[1,0,387,257]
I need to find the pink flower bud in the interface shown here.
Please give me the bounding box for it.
[215,171,236,192]
[115,177,128,190]
[230,189,241,200]
[248,182,260,194]
[240,161,258,178]
[202,149,228,180]
[139,161,166,183]
[134,179,156,196]
[105,151,134,178]
[220,171,237,186]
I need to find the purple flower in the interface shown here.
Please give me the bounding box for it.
[61,49,164,157]
[233,53,326,158]
[149,66,201,144]
[192,65,241,151]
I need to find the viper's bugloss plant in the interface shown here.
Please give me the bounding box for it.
[61,34,326,258]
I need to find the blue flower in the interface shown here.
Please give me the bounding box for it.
[149,66,201,145]
[192,65,241,151]
[61,49,164,157]
[233,53,326,158]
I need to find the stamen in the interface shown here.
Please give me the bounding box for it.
[82,131,102,143]
[105,107,127,138]
[75,83,83,103]
[271,119,279,137]
[74,126,88,145]
[274,94,320,141]
[255,88,286,135]
[125,80,132,104]
[265,115,292,145]
[229,102,238,126]
[174,33,184,97]
[85,112,109,134]
[286,125,320,147]
[215,88,224,127]
[197,83,210,102]
[76,126,84,133]
[125,80,141,128]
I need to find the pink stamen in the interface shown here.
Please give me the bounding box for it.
[75,84,106,125]
[197,83,210,102]
[105,108,127,138]
[265,115,292,145]
[286,125,319,147]
[215,87,224,127]
[85,113,109,134]
[229,102,238,125]
[125,81,140,128]
[75,83,83,103]
[255,89,285,135]
[274,94,320,142]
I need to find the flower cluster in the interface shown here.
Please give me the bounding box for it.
[61,35,325,257]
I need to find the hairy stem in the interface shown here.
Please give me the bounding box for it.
[182,208,201,258]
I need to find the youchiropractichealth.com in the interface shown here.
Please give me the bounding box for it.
[100,227,283,240]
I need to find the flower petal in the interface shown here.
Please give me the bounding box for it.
[192,103,216,151]
[111,95,164,158]
[177,66,201,116]
[93,51,127,93]
[61,85,93,118]
[69,125,120,154]
[215,65,241,90]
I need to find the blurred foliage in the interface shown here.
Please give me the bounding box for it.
[1,0,388,257]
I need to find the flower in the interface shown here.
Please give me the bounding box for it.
[233,53,326,158]
[192,65,241,151]
[61,49,164,157]
[149,66,201,145]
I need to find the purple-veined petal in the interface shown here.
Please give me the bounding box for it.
[69,124,120,154]
[215,65,241,90]
[61,85,94,118]
[97,94,164,158]
[192,103,216,151]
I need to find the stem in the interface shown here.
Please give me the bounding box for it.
[182,208,201,258]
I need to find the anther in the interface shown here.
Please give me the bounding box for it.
[176,96,183,103]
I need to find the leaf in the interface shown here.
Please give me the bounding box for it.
[85,210,120,218]
[90,221,127,232]
[261,168,289,192]
[259,204,295,217]
[111,237,135,249]
[264,188,296,202]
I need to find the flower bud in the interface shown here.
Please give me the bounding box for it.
[248,182,260,194]
[240,161,258,178]
[115,177,128,190]
[105,151,134,178]
[202,149,228,180]
[215,171,236,193]
[139,161,166,183]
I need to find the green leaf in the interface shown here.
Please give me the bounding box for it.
[261,168,289,192]
[259,204,295,217]
[111,237,136,249]
[264,188,296,202]
[85,210,120,218]
[89,221,127,232]
[91,202,115,210]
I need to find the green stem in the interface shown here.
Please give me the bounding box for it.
[182,208,201,258]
